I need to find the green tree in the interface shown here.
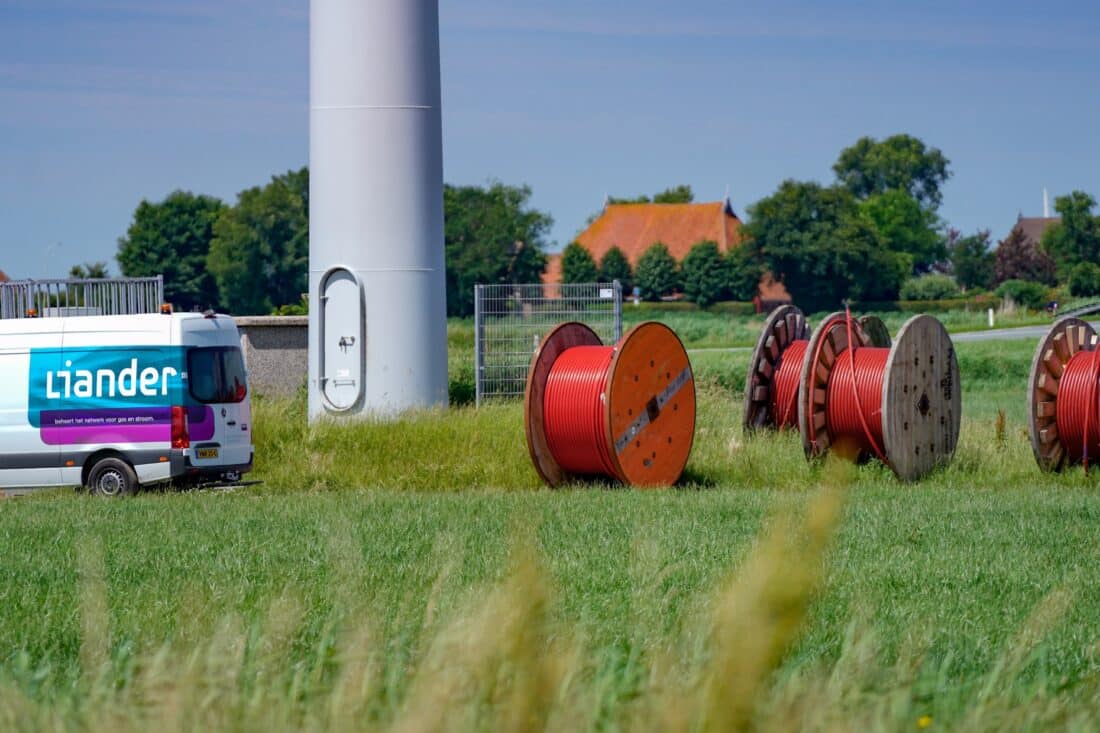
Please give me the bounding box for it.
[444,182,550,317]
[726,246,762,301]
[1068,262,1100,297]
[1040,191,1100,275]
[634,242,680,300]
[117,191,226,310]
[680,241,729,307]
[65,262,110,308]
[949,229,995,291]
[69,262,109,279]
[207,168,309,315]
[833,134,951,210]
[598,246,633,289]
[994,226,1056,286]
[560,242,599,283]
[652,185,694,203]
[608,184,694,205]
[860,189,945,273]
[743,180,908,311]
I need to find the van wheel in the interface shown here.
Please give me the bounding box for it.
[87,458,138,497]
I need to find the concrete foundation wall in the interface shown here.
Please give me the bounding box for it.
[235,316,308,398]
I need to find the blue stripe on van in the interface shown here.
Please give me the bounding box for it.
[28,346,189,427]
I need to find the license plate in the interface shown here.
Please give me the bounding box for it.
[196,447,219,459]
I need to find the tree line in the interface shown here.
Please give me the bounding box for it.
[566,134,1100,311]
[102,133,1100,316]
[107,172,551,317]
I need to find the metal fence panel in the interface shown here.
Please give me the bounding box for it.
[0,276,164,319]
[474,281,622,405]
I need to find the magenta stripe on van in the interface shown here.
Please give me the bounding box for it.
[39,406,215,446]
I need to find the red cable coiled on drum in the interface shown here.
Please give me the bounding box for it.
[804,311,890,466]
[1055,349,1100,470]
[770,339,808,429]
[825,347,889,453]
[542,346,621,479]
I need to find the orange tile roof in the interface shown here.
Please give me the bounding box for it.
[0,270,8,283]
[555,200,790,305]
[575,201,742,265]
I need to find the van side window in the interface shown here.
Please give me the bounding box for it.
[187,347,247,404]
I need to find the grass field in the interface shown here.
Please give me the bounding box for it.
[4,333,1100,730]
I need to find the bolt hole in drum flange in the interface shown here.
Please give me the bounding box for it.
[525,321,696,488]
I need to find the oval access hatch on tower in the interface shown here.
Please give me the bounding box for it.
[319,266,365,411]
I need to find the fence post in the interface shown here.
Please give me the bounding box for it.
[613,279,623,341]
[474,284,484,407]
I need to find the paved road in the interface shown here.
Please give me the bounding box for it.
[687,321,1100,353]
[948,321,1100,342]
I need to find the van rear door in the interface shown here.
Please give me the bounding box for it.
[185,346,251,470]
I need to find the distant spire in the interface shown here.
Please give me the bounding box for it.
[1043,187,1050,218]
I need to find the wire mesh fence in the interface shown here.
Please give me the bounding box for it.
[0,276,165,319]
[474,281,623,405]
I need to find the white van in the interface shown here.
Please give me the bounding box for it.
[0,312,253,496]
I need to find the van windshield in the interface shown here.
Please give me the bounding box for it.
[188,347,247,404]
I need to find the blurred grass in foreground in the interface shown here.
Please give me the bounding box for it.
[3,483,1100,731]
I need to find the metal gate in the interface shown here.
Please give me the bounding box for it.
[474,281,622,405]
[0,276,165,319]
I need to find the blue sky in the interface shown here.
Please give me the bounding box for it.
[2,0,1099,278]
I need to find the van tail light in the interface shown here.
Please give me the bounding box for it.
[171,406,190,449]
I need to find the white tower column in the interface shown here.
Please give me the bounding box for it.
[308,0,449,420]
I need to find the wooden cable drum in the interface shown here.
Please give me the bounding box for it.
[743,305,811,431]
[858,315,892,348]
[798,312,960,480]
[1027,316,1100,472]
[525,321,696,487]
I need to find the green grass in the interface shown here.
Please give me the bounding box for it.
[5,335,1100,730]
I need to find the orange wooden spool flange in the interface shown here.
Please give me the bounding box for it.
[1027,316,1098,471]
[524,321,696,487]
[742,305,810,431]
[798,313,960,480]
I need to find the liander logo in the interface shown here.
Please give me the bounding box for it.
[28,346,188,428]
[45,358,179,399]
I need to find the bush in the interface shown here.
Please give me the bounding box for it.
[709,301,758,316]
[598,246,633,290]
[899,273,960,301]
[1067,262,1100,297]
[852,295,1001,313]
[560,242,599,284]
[994,279,1050,310]
[634,242,680,300]
[680,241,729,307]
